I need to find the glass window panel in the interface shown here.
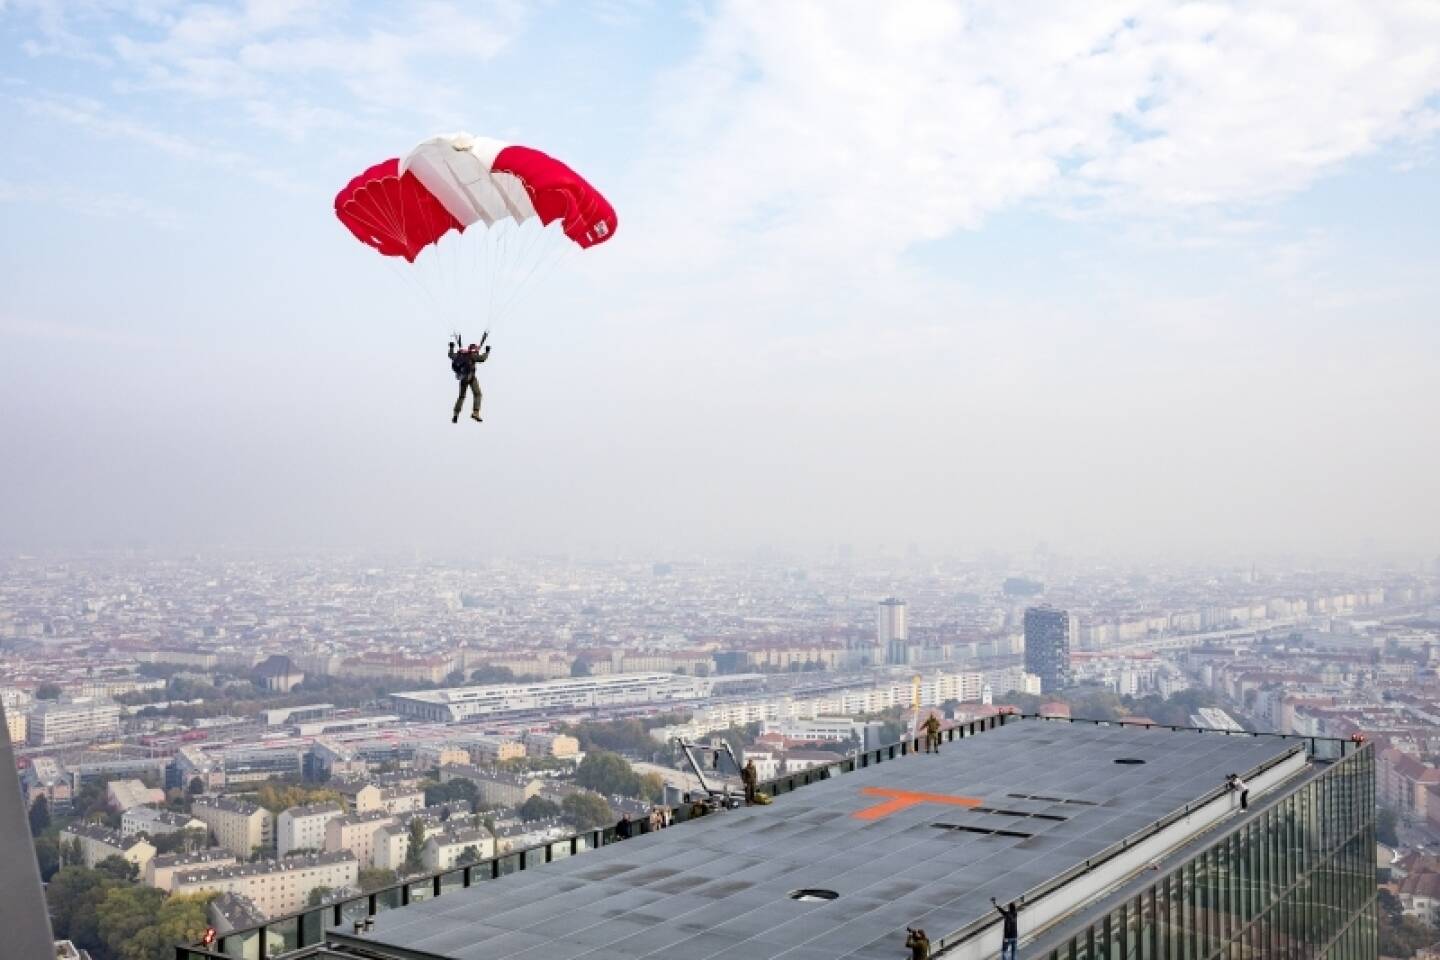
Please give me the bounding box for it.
[266,917,299,954]
[337,897,368,929]
[298,907,326,947]
[375,885,403,913]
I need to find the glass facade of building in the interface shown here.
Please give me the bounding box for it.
[1037,744,1376,960]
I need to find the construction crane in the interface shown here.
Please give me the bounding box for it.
[674,739,744,810]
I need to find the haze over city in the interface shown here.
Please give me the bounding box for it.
[2,1,1437,558]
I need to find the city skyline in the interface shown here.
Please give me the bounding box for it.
[2,2,1438,557]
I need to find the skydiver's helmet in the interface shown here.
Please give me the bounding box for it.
[467,344,480,353]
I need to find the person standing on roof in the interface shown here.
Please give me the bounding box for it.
[923,713,942,753]
[905,927,930,960]
[1227,773,1250,811]
[448,333,490,423]
[991,898,1020,960]
[741,758,759,805]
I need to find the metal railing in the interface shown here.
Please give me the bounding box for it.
[178,713,1359,959]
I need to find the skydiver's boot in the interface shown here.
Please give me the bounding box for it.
[452,412,459,424]
[471,411,483,423]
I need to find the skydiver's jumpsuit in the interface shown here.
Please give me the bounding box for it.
[450,344,489,418]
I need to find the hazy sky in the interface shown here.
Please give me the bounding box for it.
[2,1,1438,559]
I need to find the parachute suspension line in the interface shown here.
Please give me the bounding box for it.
[490,229,578,331]
[484,218,510,335]
[484,219,549,339]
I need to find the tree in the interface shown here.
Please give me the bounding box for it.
[403,819,427,874]
[255,781,344,815]
[561,792,613,831]
[152,828,208,856]
[456,845,481,866]
[575,751,643,798]
[639,772,665,804]
[96,884,167,956]
[517,796,561,821]
[470,665,515,684]
[96,854,140,882]
[28,794,50,836]
[35,682,63,700]
[34,835,60,881]
[358,867,399,892]
[307,886,335,907]
[47,866,116,951]
[1378,887,1434,958]
[424,777,479,810]
[108,891,213,960]
[570,658,592,677]
[444,670,467,686]
[562,718,674,757]
[187,776,205,796]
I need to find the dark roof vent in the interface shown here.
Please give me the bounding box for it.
[789,889,839,901]
[1114,757,1146,765]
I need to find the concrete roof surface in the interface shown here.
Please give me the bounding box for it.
[349,721,1295,960]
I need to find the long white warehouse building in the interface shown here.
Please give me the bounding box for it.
[390,673,718,723]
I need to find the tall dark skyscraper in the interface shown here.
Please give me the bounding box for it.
[1024,604,1074,693]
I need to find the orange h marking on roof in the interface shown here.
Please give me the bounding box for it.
[852,787,983,821]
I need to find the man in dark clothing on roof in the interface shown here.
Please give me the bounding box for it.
[992,898,1020,960]
[742,758,759,805]
[905,927,930,960]
[1227,773,1250,811]
[448,335,490,423]
[923,713,942,753]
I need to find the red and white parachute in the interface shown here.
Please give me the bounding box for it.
[335,133,617,334]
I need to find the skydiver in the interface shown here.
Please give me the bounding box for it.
[448,333,491,423]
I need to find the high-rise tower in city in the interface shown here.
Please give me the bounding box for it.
[1024,605,1075,693]
[876,597,907,665]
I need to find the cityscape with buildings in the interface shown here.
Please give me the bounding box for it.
[2,551,1434,958]
[5,3,1437,960]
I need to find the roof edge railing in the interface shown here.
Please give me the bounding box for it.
[180,712,1358,959]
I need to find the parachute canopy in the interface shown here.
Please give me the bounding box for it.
[335,134,617,264]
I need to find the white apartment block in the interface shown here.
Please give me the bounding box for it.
[59,823,156,871]
[324,810,396,867]
[171,852,359,919]
[423,826,495,872]
[524,732,580,758]
[391,673,713,723]
[277,802,344,857]
[121,806,206,838]
[146,849,239,891]
[652,671,996,743]
[27,697,120,745]
[6,708,26,745]
[192,796,275,858]
[439,766,543,808]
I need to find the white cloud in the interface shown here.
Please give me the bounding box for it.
[0,176,183,227]
[14,92,304,191]
[631,0,1440,273]
[9,1,527,139]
